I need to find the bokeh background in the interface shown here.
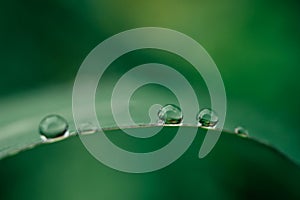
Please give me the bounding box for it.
[0,0,300,199]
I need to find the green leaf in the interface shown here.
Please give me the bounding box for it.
[0,81,299,167]
[0,127,299,199]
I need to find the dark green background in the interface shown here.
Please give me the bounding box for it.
[0,0,300,199]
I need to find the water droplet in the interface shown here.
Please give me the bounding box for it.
[39,114,69,142]
[197,108,218,128]
[158,104,183,125]
[78,123,98,135]
[234,126,249,137]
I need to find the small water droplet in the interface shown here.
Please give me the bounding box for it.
[234,126,249,137]
[39,114,69,142]
[158,104,183,125]
[197,108,218,128]
[78,123,98,135]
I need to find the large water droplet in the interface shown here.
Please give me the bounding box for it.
[39,114,69,142]
[158,104,183,125]
[197,108,218,128]
[234,126,249,137]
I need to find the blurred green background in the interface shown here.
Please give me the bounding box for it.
[0,0,300,199]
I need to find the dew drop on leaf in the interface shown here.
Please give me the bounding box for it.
[39,114,69,142]
[158,104,183,125]
[197,108,218,128]
[234,126,249,137]
[77,123,98,135]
